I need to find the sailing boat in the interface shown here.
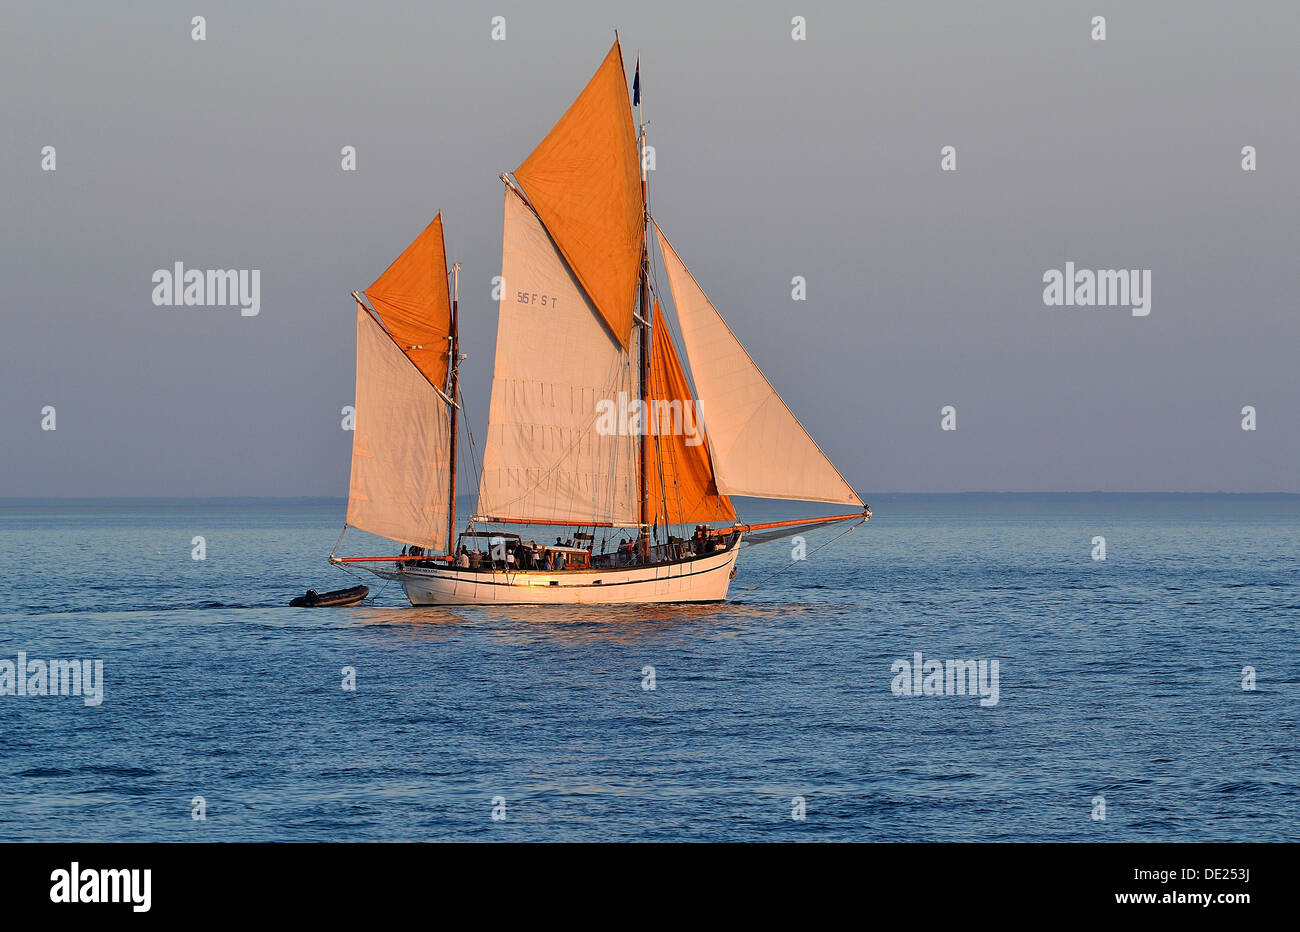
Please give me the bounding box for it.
[330,39,869,605]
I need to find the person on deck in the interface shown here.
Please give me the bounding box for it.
[456,548,469,569]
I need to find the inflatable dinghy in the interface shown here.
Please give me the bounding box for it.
[290,585,369,607]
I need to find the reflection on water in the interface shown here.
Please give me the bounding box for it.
[345,599,838,646]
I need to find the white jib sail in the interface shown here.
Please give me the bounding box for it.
[655,224,862,506]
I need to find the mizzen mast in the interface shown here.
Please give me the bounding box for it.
[446,263,461,553]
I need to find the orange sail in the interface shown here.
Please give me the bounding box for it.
[364,214,452,390]
[648,301,736,525]
[513,41,642,349]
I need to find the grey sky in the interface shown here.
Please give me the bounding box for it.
[2,0,1297,496]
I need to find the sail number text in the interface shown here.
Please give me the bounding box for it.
[516,290,558,309]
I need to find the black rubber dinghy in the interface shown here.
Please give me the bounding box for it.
[290,585,369,607]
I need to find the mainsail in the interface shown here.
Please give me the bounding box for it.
[655,223,863,506]
[513,40,642,349]
[363,215,453,390]
[647,301,736,525]
[346,304,453,549]
[475,187,639,525]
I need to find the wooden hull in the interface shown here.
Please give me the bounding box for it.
[398,542,741,606]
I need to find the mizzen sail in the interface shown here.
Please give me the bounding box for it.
[513,40,642,349]
[655,223,863,506]
[475,187,639,526]
[364,214,453,390]
[346,305,453,549]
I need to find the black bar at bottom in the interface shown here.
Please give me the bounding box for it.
[0,842,1275,918]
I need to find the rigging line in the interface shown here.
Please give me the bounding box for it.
[649,357,680,535]
[644,172,670,541]
[587,345,630,532]
[735,518,866,597]
[649,363,666,521]
[332,548,371,582]
[329,523,374,582]
[660,363,691,529]
[647,264,703,419]
[603,340,638,527]
[648,288,708,533]
[458,383,486,528]
[335,564,368,582]
[364,575,393,603]
[328,523,347,560]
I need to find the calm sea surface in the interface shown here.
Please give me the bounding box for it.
[0,494,1296,841]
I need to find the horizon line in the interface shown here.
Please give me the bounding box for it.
[2,491,1298,503]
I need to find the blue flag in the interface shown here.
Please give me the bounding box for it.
[633,57,640,106]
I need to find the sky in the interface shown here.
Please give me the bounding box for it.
[2,0,1297,496]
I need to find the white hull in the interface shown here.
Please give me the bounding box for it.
[398,542,741,606]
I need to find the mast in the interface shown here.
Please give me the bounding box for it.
[636,57,651,563]
[474,40,651,532]
[638,251,651,561]
[446,263,460,554]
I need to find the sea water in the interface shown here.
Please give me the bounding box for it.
[0,494,1295,841]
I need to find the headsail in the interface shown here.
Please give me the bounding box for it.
[364,214,453,390]
[648,301,736,525]
[475,187,639,526]
[513,40,642,349]
[655,223,863,506]
[346,305,453,549]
